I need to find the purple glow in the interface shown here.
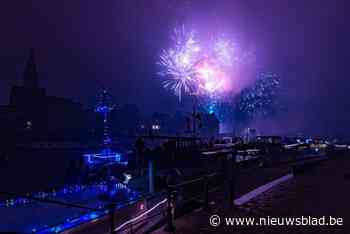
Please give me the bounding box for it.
[158,25,255,101]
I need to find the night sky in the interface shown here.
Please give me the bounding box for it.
[0,0,349,136]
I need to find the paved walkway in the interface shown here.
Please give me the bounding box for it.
[153,157,350,234]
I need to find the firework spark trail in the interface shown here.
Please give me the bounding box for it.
[213,37,236,67]
[237,72,280,117]
[157,26,200,101]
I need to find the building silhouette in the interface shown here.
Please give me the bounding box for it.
[0,49,220,148]
[3,49,88,143]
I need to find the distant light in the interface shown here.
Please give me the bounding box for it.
[139,203,145,210]
[208,104,215,114]
[123,173,132,184]
[26,121,32,130]
[84,151,124,165]
[152,124,160,130]
[89,213,98,219]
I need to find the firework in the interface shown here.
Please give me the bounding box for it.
[157,26,248,101]
[236,72,280,118]
[195,59,225,94]
[213,37,236,67]
[158,48,196,101]
[157,25,200,101]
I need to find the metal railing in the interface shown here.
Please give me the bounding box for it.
[112,171,224,234]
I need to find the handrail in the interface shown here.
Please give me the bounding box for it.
[118,210,165,233]
[112,172,222,233]
[169,177,203,189]
[114,198,168,232]
[168,172,220,189]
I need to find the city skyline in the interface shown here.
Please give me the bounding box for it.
[0,0,349,136]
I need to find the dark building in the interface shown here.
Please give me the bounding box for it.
[4,49,88,143]
[199,113,220,137]
[137,111,219,137]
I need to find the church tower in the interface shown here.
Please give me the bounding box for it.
[23,48,39,89]
[9,49,46,106]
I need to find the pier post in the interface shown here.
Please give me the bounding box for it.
[229,150,237,209]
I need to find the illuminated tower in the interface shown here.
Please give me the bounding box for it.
[84,89,127,166]
[95,89,114,148]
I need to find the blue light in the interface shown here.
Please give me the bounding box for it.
[208,107,213,113]
[83,151,126,165]
[3,181,140,234]
[89,213,98,219]
[33,186,140,234]
[83,89,128,166]
[207,103,216,114]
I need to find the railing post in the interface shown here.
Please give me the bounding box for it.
[203,175,210,211]
[291,165,296,177]
[230,150,237,209]
[109,203,116,234]
[129,222,133,234]
[164,187,176,232]
[223,150,237,210]
[220,152,229,209]
[220,152,227,181]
